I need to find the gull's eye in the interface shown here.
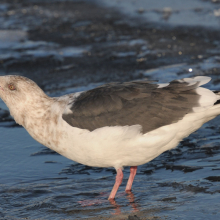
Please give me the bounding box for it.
[8,84,16,90]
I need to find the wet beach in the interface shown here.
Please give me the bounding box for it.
[0,0,220,219]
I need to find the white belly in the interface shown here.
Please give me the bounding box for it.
[43,105,220,170]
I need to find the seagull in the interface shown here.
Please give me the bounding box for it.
[0,75,219,200]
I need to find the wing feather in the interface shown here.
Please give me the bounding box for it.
[62,76,214,133]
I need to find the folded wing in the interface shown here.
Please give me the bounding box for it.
[62,76,217,133]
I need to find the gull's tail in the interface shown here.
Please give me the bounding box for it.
[213,91,220,105]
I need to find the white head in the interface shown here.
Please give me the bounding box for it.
[0,75,50,125]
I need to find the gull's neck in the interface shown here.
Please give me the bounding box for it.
[12,95,55,128]
[15,95,69,152]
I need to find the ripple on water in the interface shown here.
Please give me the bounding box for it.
[0,0,220,218]
[1,121,220,219]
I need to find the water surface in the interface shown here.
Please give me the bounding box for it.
[0,0,220,219]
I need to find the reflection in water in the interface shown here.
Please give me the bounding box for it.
[109,199,122,215]
[78,192,109,206]
[110,191,139,215]
[78,191,139,215]
[126,191,139,213]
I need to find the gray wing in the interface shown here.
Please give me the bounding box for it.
[62,78,207,133]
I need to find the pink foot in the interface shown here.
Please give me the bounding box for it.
[125,166,137,192]
[79,166,137,205]
[108,168,123,200]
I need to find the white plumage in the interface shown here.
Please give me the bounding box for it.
[0,75,219,200]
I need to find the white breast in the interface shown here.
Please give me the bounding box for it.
[53,104,220,170]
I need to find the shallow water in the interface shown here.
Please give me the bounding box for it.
[0,0,220,219]
[1,117,220,219]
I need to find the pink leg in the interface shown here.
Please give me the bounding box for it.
[108,168,123,200]
[125,166,137,192]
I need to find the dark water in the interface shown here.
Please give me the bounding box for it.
[1,120,220,219]
[0,0,220,219]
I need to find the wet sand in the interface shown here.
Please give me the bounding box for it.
[0,0,220,219]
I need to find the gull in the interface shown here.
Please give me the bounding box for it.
[0,75,219,200]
